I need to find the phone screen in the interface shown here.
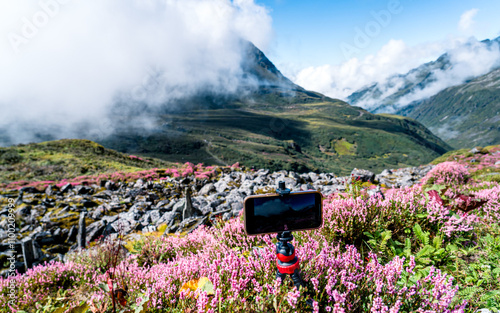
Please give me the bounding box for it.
[244,191,323,235]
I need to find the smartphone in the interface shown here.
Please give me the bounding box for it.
[243,191,323,236]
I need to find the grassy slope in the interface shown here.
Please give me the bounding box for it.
[0,139,173,185]
[101,100,452,176]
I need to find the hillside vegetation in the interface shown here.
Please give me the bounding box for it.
[102,102,451,176]
[0,139,172,186]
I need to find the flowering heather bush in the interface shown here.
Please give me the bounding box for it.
[1,148,499,312]
[1,187,474,312]
[421,161,470,186]
[3,162,217,190]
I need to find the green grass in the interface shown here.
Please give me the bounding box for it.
[0,139,173,186]
[333,138,356,156]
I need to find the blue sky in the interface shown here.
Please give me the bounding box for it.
[255,0,500,72]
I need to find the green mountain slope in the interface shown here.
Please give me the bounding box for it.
[398,68,500,149]
[102,102,453,175]
[98,43,452,175]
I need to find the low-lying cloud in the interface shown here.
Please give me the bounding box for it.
[295,36,500,112]
[294,38,450,102]
[0,0,272,146]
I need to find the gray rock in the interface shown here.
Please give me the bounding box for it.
[129,201,151,212]
[94,190,112,200]
[101,215,119,224]
[301,183,315,191]
[469,147,481,154]
[155,211,180,227]
[214,179,231,193]
[75,186,93,195]
[155,199,170,209]
[222,212,232,221]
[142,226,156,233]
[199,204,213,215]
[172,199,185,213]
[199,183,215,196]
[110,218,137,235]
[308,172,319,182]
[85,220,106,245]
[300,173,312,183]
[182,188,196,220]
[257,169,269,176]
[90,206,105,220]
[230,202,243,213]
[67,225,77,243]
[367,187,385,199]
[351,168,375,183]
[134,179,145,188]
[125,188,145,199]
[20,187,41,194]
[16,205,31,218]
[380,169,392,176]
[45,185,59,196]
[60,183,73,193]
[140,210,161,226]
[119,207,143,222]
[104,181,118,191]
[81,199,98,208]
[253,176,266,185]
[77,212,86,249]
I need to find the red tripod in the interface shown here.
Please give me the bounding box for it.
[274,181,313,308]
[275,231,305,288]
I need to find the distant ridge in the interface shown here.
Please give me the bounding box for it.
[99,41,452,175]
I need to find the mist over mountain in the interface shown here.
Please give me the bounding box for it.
[347,36,500,113]
[0,0,273,146]
[96,43,451,175]
[398,67,500,149]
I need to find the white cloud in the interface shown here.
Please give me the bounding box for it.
[294,39,448,101]
[0,0,272,145]
[458,8,479,33]
[294,34,500,112]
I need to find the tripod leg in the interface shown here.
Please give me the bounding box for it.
[291,269,314,308]
[290,269,305,289]
[276,269,286,283]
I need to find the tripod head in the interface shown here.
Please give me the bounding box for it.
[276,181,291,196]
[274,182,304,289]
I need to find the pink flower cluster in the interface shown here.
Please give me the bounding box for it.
[3,162,218,190]
[421,161,470,186]
[129,155,146,162]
